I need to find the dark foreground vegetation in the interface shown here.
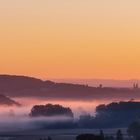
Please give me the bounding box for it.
[75,124,140,140]
[79,101,140,128]
[37,129,133,140]
[29,101,140,129]
[37,127,140,140]
[76,130,123,140]
[128,121,140,140]
[30,104,73,118]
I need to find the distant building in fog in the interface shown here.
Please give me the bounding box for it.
[133,82,139,89]
[98,84,103,88]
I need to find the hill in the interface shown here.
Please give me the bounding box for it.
[0,75,139,100]
[0,94,21,106]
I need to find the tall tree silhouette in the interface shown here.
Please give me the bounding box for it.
[100,130,105,140]
[116,130,123,140]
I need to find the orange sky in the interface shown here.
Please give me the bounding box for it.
[0,0,140,79]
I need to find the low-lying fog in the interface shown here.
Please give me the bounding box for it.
[0,114,73,131]
[13,97,115,117]
[0,97,128,131]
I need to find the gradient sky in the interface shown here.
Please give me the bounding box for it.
[0,0,140,79]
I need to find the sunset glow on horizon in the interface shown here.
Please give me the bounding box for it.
[0,0,140,79]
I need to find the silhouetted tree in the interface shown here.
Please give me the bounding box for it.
[116,130,123,140]
[95,101,140,128]
[76,134,102,140]
[100,130,105,140]
[30,104,73,118]
[47,136,52,140]
[128,121,140,140]
[105,136,114,140]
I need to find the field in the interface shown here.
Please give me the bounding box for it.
[0,128,128,140]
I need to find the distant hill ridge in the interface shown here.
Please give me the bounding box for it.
[0,74,140,100]
[0,94,21,106]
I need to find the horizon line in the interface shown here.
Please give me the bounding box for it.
[0,73,140,81]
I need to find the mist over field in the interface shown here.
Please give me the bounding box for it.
[0,96,115,132]
[0,95,134,132]
[0,104,74,131]
[0,114,74,131]
[0,97,100,116]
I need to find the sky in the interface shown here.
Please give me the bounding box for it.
[0,0,140,79]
